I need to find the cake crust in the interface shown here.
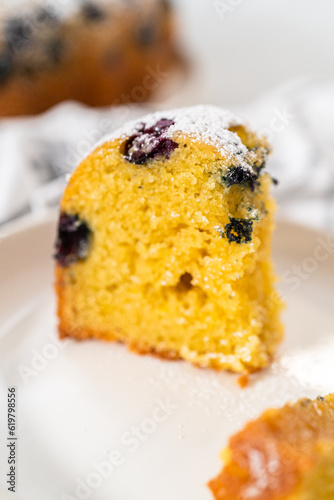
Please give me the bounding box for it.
[209,394,334,500]
[0,0,179,116]
[54,105,284,373]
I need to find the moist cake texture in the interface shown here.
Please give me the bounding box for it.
[55,104,283,373]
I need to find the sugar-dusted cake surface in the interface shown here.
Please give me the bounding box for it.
[0,0,177,116]
[209,394,334,500]
[55,104,283,373]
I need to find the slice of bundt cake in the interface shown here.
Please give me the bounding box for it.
[0,0,179,116]
[209,394,334,499]
[54,105,283,373]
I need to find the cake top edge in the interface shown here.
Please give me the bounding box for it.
[0,0,160,19]
[99,105,260,163]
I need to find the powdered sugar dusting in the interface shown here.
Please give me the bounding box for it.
[103,105,251,164]
[166,105,247,159]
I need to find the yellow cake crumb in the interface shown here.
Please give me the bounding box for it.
[55,105,284,373]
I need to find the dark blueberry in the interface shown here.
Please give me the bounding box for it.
[5,17,33,52]
[35,6,59,24]
[126,136,178,165]
[254,160,266,174]
[137,24,157,47]
[224,217,253,244]
[54,213,92,267]
[223,166,258,190]
[123,118,178,165]
[0,52,14,86]
[147,119,175,133]
[81,2,106,22]
[48,38,64,64]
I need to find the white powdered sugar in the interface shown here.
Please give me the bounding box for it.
[102,104,252,164]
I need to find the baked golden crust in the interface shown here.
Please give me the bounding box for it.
[57,264,182,362]
[209,394,334,500]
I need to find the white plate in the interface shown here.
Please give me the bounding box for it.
[0,212,334,500]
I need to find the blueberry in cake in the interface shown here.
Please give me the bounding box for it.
[55,104,283,373]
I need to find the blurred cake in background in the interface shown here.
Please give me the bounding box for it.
[209,394,334,499]
[0,0,179,117]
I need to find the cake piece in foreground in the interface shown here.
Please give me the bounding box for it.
[209,394,334,500]
[55,105,283,373]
